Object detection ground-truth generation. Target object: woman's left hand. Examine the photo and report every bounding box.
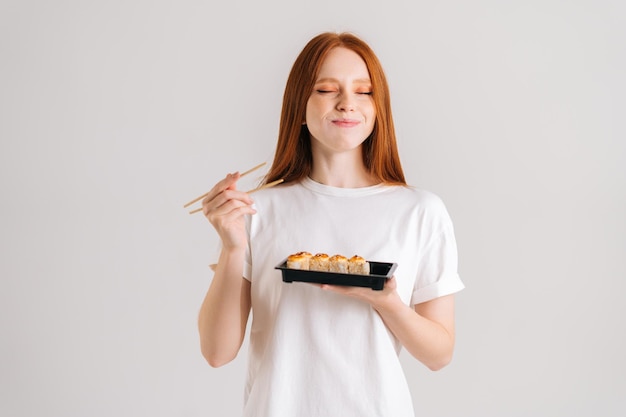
[319,276,402,311]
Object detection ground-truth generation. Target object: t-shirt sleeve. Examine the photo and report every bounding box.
[410,210,464,306]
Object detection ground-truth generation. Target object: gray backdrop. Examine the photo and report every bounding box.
[1,1,624,416]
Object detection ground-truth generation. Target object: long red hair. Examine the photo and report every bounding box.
[264,32,406,185]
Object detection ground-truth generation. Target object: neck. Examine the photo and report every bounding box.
[309,150,378,188]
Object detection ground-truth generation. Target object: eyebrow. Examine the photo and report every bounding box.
[315,77,372,85]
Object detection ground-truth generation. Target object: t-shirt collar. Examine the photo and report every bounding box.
[301,176,389,197]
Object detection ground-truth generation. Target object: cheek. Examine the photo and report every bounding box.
[305,98,318,122]
[365,105,376,126]
[361,98,374,116]
[368,101,376,117]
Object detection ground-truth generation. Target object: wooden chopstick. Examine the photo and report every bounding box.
[240,162,268,177]
[247,178,284,194]
[183,162,267,208]
[188,178,284,214]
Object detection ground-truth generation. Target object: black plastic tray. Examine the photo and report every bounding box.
[275,259,397,290]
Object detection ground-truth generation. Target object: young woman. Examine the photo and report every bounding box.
[197,32,464,417]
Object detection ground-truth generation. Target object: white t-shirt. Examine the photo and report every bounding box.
[241,177,464,417]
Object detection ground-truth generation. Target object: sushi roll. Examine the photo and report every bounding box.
[329,254,349,273]
[348,255,370,275]
[309,253,330,271]
[286,251,312,270]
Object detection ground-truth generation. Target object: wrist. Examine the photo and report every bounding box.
[221,242,247,252]
[372,291,404,315]
[217,245,247,267]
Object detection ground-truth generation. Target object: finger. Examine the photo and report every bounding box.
[203,188,254,215]
[205,196,252,220]
[201,172,242,204]
[385,276,398,291]
[207,203,257,227]
[320,283,359,296]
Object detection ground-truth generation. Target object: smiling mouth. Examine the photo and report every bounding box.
[332,119,360,127]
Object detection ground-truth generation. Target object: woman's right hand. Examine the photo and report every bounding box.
[201,172,256,250]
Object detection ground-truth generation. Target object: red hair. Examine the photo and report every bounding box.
[264,32,406,185]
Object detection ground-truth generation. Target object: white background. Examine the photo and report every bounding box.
[1,1,625,416]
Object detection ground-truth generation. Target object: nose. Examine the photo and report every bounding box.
[336,94,355,112]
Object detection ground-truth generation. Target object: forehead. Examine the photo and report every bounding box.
[316,47,370,81]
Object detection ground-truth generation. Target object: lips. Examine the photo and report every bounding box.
[332,118,360,127]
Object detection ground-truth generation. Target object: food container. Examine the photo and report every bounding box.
[275,259,397,290]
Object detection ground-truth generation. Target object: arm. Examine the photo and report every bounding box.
[196,173,255,367]
[198,250,251,367]
[321,278,456,371]
[376,285,455,371]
